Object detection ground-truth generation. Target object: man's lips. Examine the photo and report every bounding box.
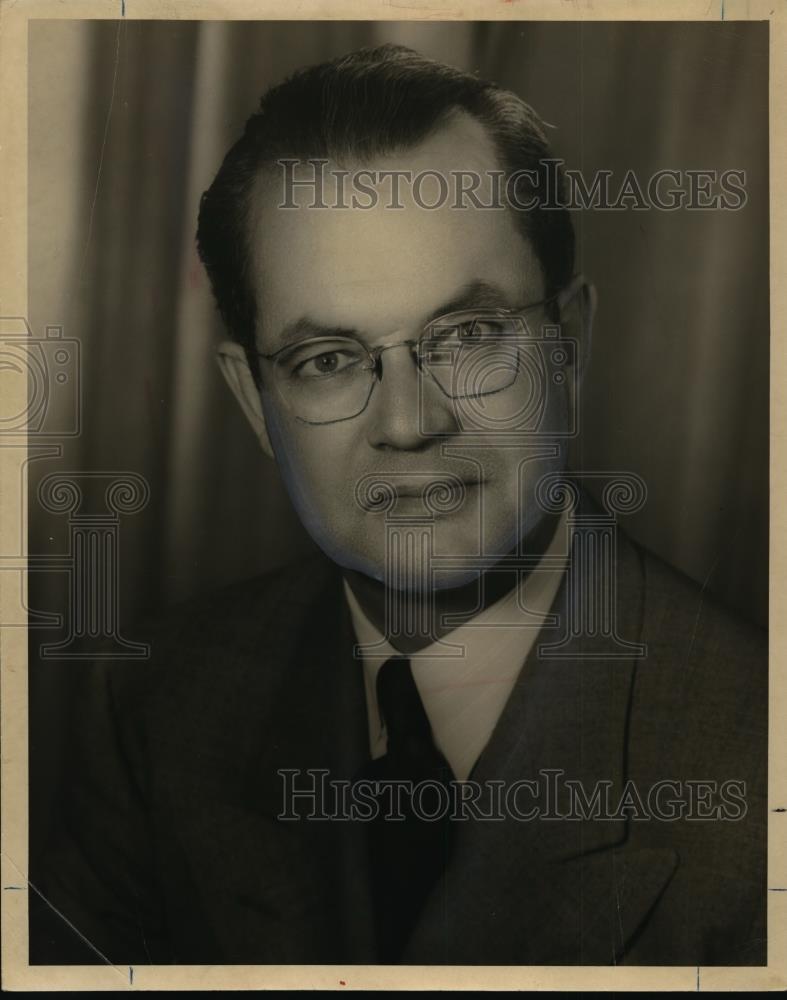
[391,479,481,499]
[353,472,485,513]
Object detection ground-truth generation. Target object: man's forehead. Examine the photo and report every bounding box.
[246,113,543,346]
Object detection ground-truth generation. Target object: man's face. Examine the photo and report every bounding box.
[236,114,577,589]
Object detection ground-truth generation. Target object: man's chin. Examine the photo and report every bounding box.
[327,540,513,593]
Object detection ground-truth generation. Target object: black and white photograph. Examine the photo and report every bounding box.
[1,5,782,991]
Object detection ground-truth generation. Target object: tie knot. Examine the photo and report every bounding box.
[376,656,435,756]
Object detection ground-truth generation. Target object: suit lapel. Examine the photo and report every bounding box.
[405,519,679,964]
[201,559,378,963]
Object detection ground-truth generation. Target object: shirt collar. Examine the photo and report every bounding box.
[344,512,571,779]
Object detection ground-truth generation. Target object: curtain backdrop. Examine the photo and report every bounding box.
[28,19,768,846]
[29,19,768,629]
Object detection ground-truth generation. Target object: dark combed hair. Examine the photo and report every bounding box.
[196,44,575,380]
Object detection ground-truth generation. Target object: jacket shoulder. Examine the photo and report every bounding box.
[105,552,342,712]
[636,538,767,692]
[131,552,338,648]
[626,534,767,780]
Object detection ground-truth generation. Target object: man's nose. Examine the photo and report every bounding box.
[364,343,458,449]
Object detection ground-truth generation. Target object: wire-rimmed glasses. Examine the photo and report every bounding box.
[256,293,560,426]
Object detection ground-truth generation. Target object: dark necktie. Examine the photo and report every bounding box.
[358,655,456,963]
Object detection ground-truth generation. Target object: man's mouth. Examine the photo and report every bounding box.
[392,477,479,514]
[393,479,481,500]
[354,472,483,513]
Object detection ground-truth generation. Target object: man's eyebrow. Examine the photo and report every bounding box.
[271,280,515,351]
[426,280,514,322]
[273,317,360,351]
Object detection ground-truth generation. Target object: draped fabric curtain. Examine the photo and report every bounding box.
[29,19,768,628]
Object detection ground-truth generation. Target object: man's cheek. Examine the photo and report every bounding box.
[286,453,360,536]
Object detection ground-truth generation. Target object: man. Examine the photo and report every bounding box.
[30,44,766,966]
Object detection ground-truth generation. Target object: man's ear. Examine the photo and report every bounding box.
[215,340,276,461]
[556,273,596,385]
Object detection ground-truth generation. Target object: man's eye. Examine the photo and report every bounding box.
[460,319,512,339]
[432,316,515,341]
[292,350,360,378]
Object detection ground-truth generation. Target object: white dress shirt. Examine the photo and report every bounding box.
[344,514,570,782]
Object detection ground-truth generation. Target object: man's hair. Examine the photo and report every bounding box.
[196,44,575,382]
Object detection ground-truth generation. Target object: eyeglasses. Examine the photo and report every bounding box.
[256,294,560,426]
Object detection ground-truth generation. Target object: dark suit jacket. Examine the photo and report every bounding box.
[29,521,767,966]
